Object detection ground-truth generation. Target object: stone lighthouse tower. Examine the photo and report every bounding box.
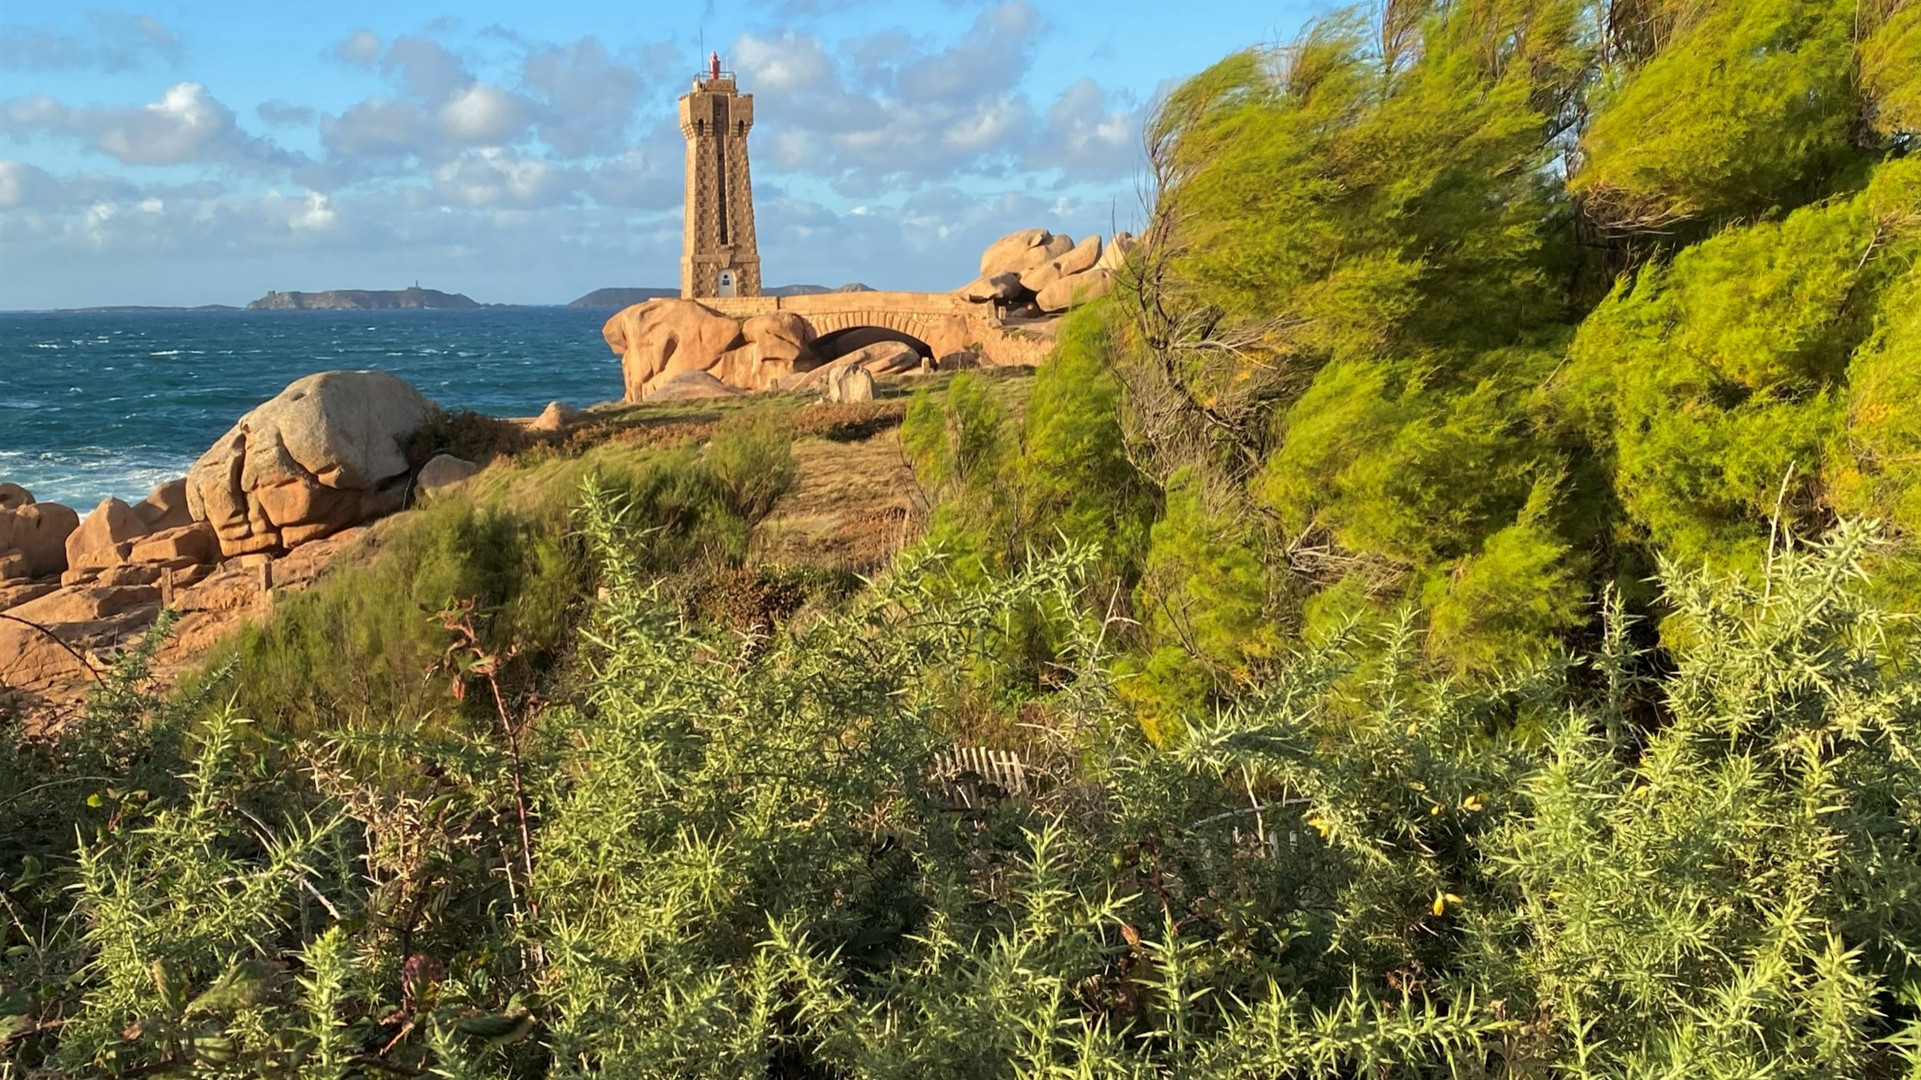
[679,52,761,299]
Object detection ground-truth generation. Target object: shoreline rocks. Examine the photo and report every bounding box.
[186,370,432,557]
[604,300,823,402]
[0,495,79,582]
[959,229,1134,315]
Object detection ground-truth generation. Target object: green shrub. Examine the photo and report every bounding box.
[1574,0,1866,232]
[203,429,798,740]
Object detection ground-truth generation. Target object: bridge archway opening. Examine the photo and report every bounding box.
[812,325,934,362]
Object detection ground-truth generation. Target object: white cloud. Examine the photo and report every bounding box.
[440,84,531,145]
[333,29,382,67]
[734,32,835,94]
[379,35,472,101]
[0,160,50,208]
[1028,78,1141,179]
[432,150,565,209]
[319,98,428,158]
[0,82,293,169]
[0,12,181,72]
[724,2,1134,191]
[521,37,645,157]
[290,191,336,231]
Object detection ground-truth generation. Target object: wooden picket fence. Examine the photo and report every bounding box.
[926,746,1036,810]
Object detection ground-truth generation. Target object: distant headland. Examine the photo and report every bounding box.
[246,286,481,311]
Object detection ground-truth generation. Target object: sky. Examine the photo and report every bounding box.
[0,0,1322,309]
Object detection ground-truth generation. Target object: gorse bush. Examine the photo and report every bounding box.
[10,477,1921,1075]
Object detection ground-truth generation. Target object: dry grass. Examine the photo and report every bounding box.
[753,431,923,572]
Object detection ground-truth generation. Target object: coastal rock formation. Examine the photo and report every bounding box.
[1021,235,1102,294]
[956,271,1024,303]
[840,341,922,376]
[531,401,580,433]
[129,522,219,565]
[134,478,194,531]
[647,370,743,401]
[1096,231,1137,271]
[777,341,924,393]
[979,229,1053,277]
[1037,268,1115,313]
[604,300,823,402]
[957,230,1131,316]
[186,371,432,556]
[416,454,480,496]
[0,495,79,581]
[826,365,877,404]
[740,312,816,366]
[0,583,161,693]
[605,300,749,401]
[66,498,153,573]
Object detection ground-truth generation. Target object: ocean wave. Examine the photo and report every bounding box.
[0,446,198,507]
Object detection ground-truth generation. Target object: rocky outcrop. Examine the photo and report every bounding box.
[185,371,432,557]
[1037,268,1115,313]
[530,401,580,433]
[133,478,194,531]
[979,229,1053,277]
[0,493,79,581]
[128,523,219,565]
[1096,231,1137,271]
[647,370,745,401]
[603,300,827,401]
[956,271,1024,303]
[740,312,816,367]
[841,341,922,376]
[66,498,152,574]
[605,300,756,402]
[1021,235,1102,294]
[958,230,1131,315]
[826,365,876,404]
[416,454,479,497]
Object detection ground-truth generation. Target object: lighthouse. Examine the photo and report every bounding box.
[678,52,761,299]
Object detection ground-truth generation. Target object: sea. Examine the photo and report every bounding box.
[0,308,625,509]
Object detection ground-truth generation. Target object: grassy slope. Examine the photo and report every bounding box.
[188,372,1036,739]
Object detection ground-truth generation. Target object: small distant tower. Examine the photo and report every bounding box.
[679,52,761,299]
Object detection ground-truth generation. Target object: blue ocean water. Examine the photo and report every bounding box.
[0,308,625,508]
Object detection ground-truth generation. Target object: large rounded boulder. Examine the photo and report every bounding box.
[603,299,746,402]
[186,371,432,556]
[0,490,79,581]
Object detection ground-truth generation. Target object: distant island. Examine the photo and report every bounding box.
[566,283,877,308]
[247,286,481,311]
[567,288,681,309]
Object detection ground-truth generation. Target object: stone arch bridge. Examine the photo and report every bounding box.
[702,291,1045,366]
